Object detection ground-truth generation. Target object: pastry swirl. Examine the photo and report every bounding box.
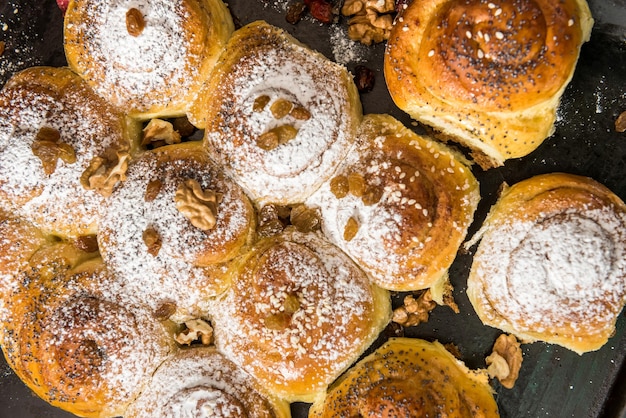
[309,338,499,417]
[126,347,291,418]
[192,21,362,206]
[64,0,234,118]
[467,173,626,354]
[0,66,131,237]
[98,142,255,321]
[211,228,390,402]
[307,114,480,291]
[384,0,593,167]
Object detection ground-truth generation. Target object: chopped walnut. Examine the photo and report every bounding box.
[31,127,76,175]
[342,0,395,45]
[126,8,145,37]
[142,118,181,146]
[175,179,222,231]
[486,334,523,389]
[175,318,214,346]
[392,291,437,327]
[616,111,626,133]
[81,151,130,197]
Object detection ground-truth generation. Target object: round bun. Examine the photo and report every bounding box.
[0,66,131,237]
[211,228,390,402]
[64,0,234,118]
[384,0,593,168]
[126,346,291,418]
[309,337,499,417]
[467,173,626,354]
[98,142,256,321]
[192,21,362,206]
[307,113,480,291]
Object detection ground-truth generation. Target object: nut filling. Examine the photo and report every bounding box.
[80,150,130,197]
[174,179,222,231]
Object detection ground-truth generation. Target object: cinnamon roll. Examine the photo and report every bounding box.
[64,0,234,118]
[126,346,291,418]
[307,114,480,291]
[211,228,391,402]
[0,66,131,237]
[191,21,362,206]
[385,0,594,168]
[98,142,256,321]
[467,173,626,354]
[1,255,173,418]
[309,338,499,417]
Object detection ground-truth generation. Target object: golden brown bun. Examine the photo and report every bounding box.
[2,253,174,418]
[64,0,234,119]
[384,0,593,168]
[467,173,626,354]
[309,338,499,417]
[307,114,480,291]
[126,346,291,418]
[211,228,391,402]
[98,142,256,321]
[191,21,362,206]
[0,66,131,237]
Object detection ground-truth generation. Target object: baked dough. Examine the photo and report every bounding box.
[211,228,390,402]
[309,338,499,417]
[384,0,593,168]
[191,21,362,206]
[467,173,626,354]
[64,0,234,119]
[307,114,480,291]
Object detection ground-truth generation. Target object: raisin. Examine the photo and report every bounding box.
[354,65,376,93]
[126,8,145,37]
[330,175,349,198]
[290,204,321,232]
[72,235,99,253]
[306,0,334,24]
[344,216,359,241]
[616,111,626,133]
[286,1,307,25]
[144,179,163,202]
[348,172,366,197]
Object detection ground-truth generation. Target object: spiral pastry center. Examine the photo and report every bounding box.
[164,387,247,418]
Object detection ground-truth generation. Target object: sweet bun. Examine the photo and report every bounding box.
[98,142,256,321]
[126,346,291,418]
[309,337,499,417]
[467,173,626,354]
[1,253,173,418]
[211,228,390,402]
[384,0,593,168]
[0,66,131,237]
[191,21,362,206]
[307,113,480,291]
[64,0,234,119]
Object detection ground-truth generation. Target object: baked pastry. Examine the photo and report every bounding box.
[64,0,234,119]
[307,113,480,291]
[384,0,594,168]
[211,228,391,402]
[467,173,626,354]
[191,21,362,206]
[126,346,291,418]
[1,253,174,418]
[0,66,131,237]
[309,337,499,417]
[98,142,256,321]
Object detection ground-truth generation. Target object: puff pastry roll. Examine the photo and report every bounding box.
[309,338,499,417]
[98,142,255,321]
[307,114,480,291]
[0,66,131,237]
[64,0,234,118]
[126,346,291,418]
[385,0,593,168]
[191,21,362,206]
[211,228,390,402]
[467,173,626,354]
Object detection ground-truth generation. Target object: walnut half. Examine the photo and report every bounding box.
[486,334,523,389]
[80,150,130,197]
[392,290,437,327]
[175,318,214,346]
[174,179,222,231]
[342,0,395,45]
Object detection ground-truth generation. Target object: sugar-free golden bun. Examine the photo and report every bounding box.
[1,249,174,418]
[64,0,234,119]
[98,141,256,321]
[309,338,499,417]
[190,21,362,206]
[0,66,131,237]
[211,228,391,403]
[384,0,593,168]
[307,113,480,291]
[126,346,291,418]
[467,173,626,354]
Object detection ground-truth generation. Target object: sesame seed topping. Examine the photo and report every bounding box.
[495,31,504,40]
[488,2,496,8]
[495,8,502,16]
[428,49,435,57]
[466,31,472,39]
[477,49,485,59]
[568,19,575,26]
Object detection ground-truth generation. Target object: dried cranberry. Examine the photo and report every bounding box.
[286,1,307,25]
[353,65,376,93]
[305,0,334,24]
